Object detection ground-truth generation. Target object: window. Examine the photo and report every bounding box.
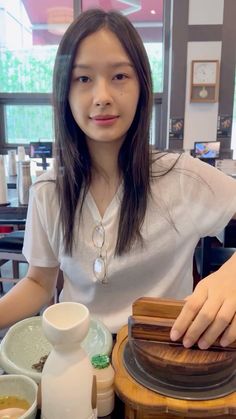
[0,0,73,146]
[0,0,169,149]
[5,105,53,143]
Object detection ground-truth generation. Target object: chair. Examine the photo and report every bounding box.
[194,236,235,280]
[0,230,26,294]
[0,230,64,304]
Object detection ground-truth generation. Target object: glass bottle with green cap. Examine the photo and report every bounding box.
[91,354,115,417]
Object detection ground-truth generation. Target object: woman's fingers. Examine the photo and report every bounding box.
[171,275,236,349]
[197,299,236,349]
[220,314,236,348]
[170,284,208,344]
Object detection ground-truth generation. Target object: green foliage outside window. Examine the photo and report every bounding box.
[6,105,53,143]
[0,47,57,93]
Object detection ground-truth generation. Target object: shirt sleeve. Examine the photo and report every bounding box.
[179,154,236,238]
[22,183,60,267]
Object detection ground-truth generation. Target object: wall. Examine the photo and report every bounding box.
[169,0,236,156]
[188,0,224,25]
[184,42,221,150]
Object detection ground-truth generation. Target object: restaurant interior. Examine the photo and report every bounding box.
[0,0,236,418]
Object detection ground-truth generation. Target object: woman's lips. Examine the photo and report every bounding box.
[90,116,119,126]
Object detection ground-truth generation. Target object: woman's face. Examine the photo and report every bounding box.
[68,28,140,147]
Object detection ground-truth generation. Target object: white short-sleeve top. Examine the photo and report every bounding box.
[23,153,236,332]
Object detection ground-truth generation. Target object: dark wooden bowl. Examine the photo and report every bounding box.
[130,338,236,388]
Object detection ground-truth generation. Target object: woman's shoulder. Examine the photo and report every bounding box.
[151,150,184,174]
[31,169,56,200]
[151,151,212,175]
[34,168,56,182]
[33,168,56,187]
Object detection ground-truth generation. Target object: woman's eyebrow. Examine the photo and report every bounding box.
[72,61,134,69]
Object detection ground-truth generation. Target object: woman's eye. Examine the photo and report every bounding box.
[77,76,90,83]
[114,73,127,81]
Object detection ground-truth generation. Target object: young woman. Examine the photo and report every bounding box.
[1,9,236,351]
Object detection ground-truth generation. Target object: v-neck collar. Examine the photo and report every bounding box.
[86,182,123,223]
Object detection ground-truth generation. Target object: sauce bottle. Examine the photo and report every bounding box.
[91,354,115,417]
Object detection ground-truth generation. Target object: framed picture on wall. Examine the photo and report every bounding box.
[217,115,232,138]
[190,60,220,103]
[169,118,184,140]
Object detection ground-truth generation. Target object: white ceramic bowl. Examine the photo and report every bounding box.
[0,374,38,419]
[0,316,113,383]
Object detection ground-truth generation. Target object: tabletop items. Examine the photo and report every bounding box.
[0,311,114,418]
[41,302,97,419]
[7,150,17,176]
[127,297,236,398]
[0,316,112,384]
[91,354,115,417]
[1,148,32,206]
[17,146,26,162]
[0,156,8,205]
[17,161,32,206]
[111,297,236,419]
[113,325,236,418]
[0,374,38,419]
[8,147,26,176]
[130,297,236,350]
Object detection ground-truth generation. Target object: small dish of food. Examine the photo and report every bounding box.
[0,374,38,418]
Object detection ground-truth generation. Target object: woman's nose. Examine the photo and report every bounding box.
[93,79,112,107]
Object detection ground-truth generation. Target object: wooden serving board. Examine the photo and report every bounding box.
[112,326,236,418]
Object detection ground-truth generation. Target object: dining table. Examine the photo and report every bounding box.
[0,188,27,227]
[35,397,125,418]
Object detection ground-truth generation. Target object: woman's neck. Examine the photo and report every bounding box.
[87,138,122,182]
[86,139,123,217]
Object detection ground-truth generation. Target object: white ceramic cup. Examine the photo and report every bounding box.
[0,374,38,419]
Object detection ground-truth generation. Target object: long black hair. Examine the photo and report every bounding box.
[53,8,153,255]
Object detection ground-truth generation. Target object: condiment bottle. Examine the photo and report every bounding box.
[91,354,115,417]
[17,145,26,161]
[0,155,7,205]
[17,160,32,205]
[8,149,17,176]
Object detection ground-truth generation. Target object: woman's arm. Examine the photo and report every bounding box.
[171,251,236,349]
[0,265,59,329]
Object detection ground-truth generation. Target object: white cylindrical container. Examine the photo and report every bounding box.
[17,161,32,205]
[8,149,17,176]
[0,155,8,204]
[41,302,97,419]
[17,145,26,161]
[91,354,115,417]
